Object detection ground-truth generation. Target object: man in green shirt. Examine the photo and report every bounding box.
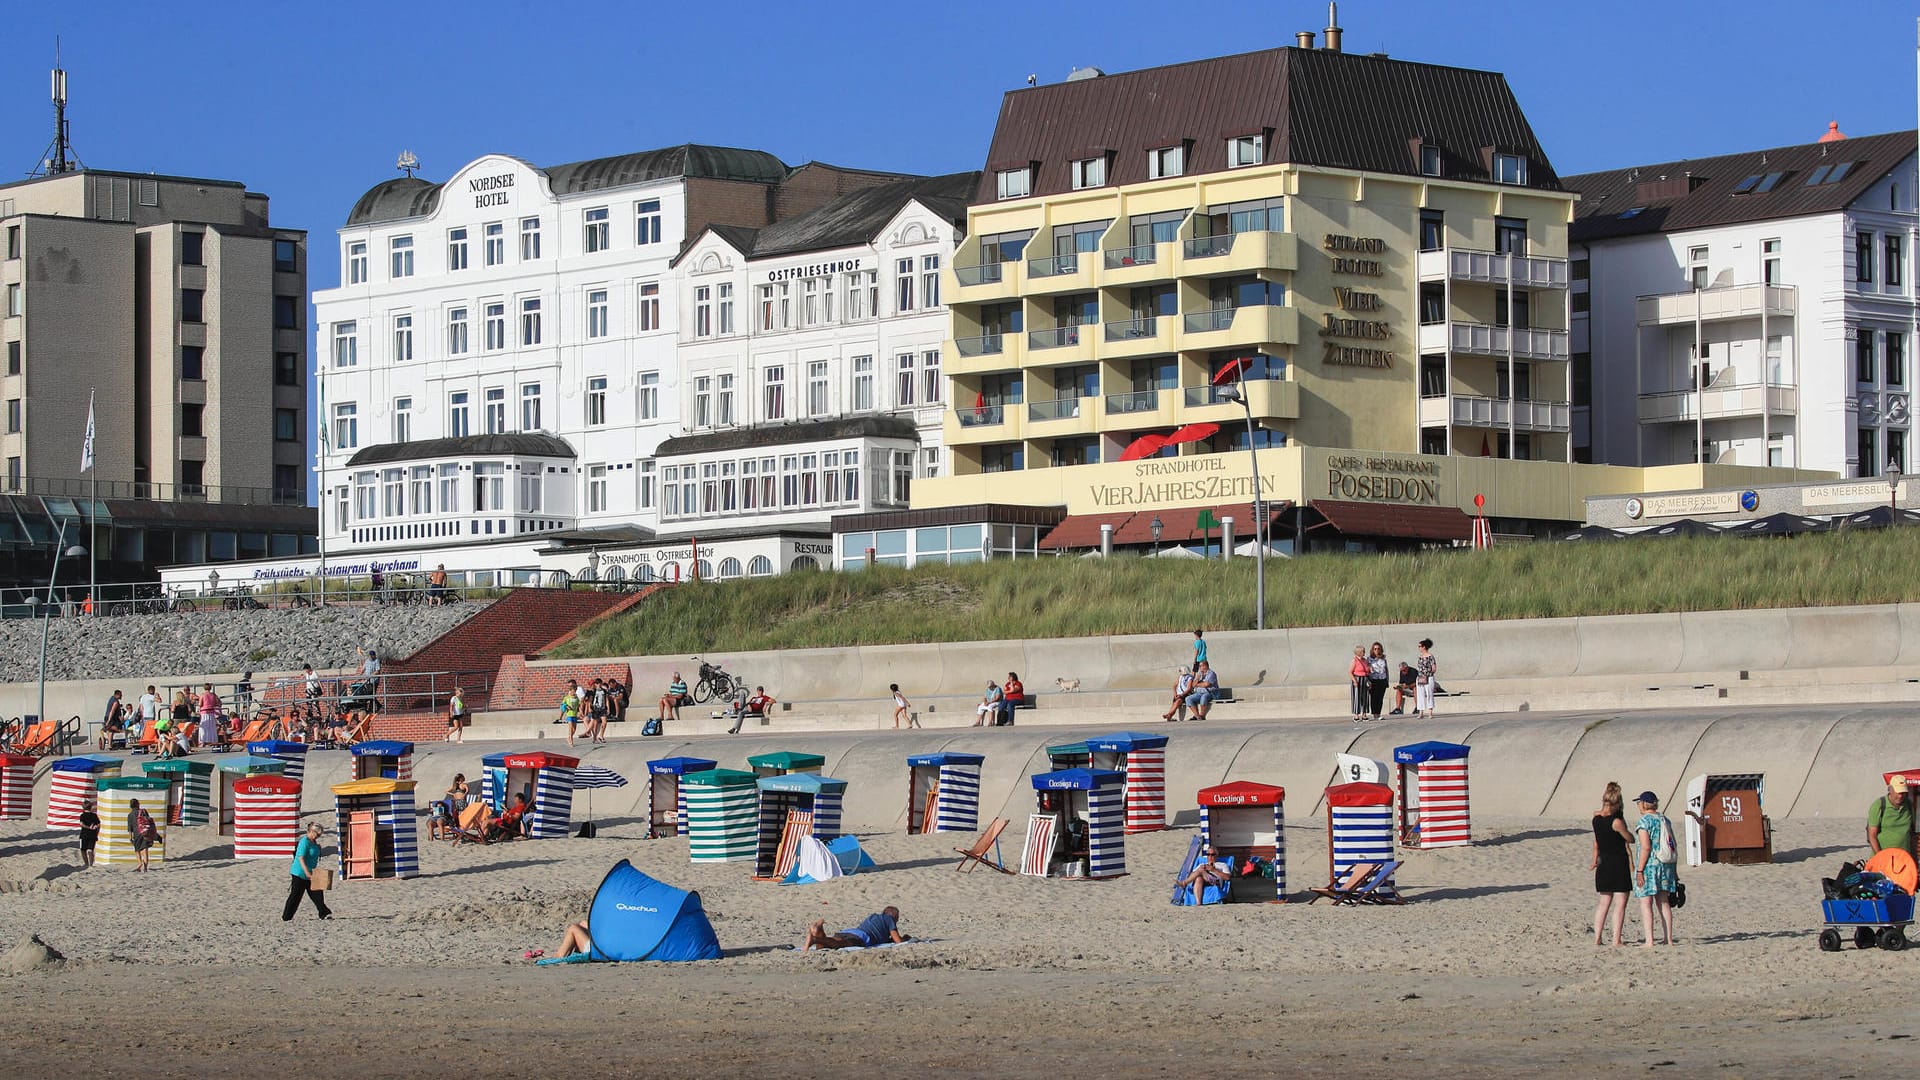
[1869,775,1914,855]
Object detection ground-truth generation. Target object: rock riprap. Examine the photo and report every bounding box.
[0,602,482,683]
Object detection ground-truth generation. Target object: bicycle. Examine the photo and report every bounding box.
[138,584,195,614]
[689,656,738,704]
[222,586,265,612]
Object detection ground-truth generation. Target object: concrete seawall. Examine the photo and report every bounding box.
[15,705,1902,837]
[562,602,1920,704]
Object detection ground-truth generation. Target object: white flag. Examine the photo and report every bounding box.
[79,390,96,473]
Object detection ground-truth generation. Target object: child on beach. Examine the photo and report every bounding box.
[77,799,100,868]
[890,685,918,730]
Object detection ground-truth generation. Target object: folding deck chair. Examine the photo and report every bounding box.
[1170,835,1233,906]
[341,711,376,746]
[758,809,815,882]
[1019,813,1056,877]
[450,802,493,845]
[1307,862,1382,905]
[1349,859,1405,905]
[952,817,1012,874]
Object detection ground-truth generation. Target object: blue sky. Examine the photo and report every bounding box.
[2,0,1917,291]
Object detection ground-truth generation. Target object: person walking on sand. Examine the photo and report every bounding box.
[78,798,100,868]
[803,906,908,950]
[1414,638,1439,720]
[283,821,333,921]
[891,684,917,729]
[1631,790,1678,947]
[559,680,582,747]
[1869,775,1915,856]
[446,687,468,744]
[128,798,157,872]
[1590,782,1636,946]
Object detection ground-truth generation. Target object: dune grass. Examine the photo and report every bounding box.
[552,526,1920,657]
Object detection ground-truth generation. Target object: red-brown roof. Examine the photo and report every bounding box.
[1037,511,1136,551]
[1311,499,1471,541]
[1039,501,1290,550]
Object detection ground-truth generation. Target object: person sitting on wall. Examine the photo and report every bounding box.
[973,682,1001,727]
[727,686,776,736]
[998,672,1025,726]
[656,672,690,724]
[1184,661,1220,721]
[1161,666,1194,723]
[1391,662,1418,715]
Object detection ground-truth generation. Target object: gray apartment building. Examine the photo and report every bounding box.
[0,169,316,598]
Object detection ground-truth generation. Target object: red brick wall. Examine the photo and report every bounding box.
[685,177,776,235]
[773,163,904,219]
[487,657,635,712]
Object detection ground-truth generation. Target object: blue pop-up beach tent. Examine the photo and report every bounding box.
[584,860,723,962]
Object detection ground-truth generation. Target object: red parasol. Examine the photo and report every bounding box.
[1166,422,1220,446]
[1211,357,1255,385]
[1119,433,1171,461]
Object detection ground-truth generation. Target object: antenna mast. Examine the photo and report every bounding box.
[34,40,81,177]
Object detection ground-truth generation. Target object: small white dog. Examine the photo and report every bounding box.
[1054,676,1081,693]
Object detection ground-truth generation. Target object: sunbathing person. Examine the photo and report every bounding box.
[803,906,908,950]
[1178,847,1235,904]
[528,919,593,961]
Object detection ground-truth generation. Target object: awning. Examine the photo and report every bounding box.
[1310,499,1471,542]
[1037,512,1136,551]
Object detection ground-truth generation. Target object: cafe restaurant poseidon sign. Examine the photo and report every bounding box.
[1321,234,1395,370]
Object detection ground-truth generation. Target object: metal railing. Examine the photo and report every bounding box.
[1027,325,1086,350]
[953,333,1006,357]
[1105,244,1158,269]
[1027,252,1086,278]
[0,474,305,506]
[954,263,1006,287]
[957,404,1008,427]
[1183,235,1237,259]
[0,573,562,620]
[1104,317,1159,342]
[1105,388,1162,413]
[1184,308,1239,333]
[1027,397,1084,422]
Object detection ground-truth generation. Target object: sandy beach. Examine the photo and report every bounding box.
[1,793,1910,1077]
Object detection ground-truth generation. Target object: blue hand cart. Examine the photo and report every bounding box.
[1819,893,1913,951]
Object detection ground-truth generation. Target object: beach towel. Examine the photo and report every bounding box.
[782,836,844,885]
[535,953,593,966]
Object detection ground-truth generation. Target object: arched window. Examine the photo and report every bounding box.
[603,564,627,583]
[718,557,743,580]
[633,563,655,583]
[694,559,713,581]
[748,555,774,577]
[545,570,571,588]
[666,562,682,583]
[788,555,820,572]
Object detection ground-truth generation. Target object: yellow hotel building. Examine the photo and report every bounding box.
[834,34,1821,566]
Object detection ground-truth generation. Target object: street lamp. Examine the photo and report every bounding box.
[586,547,602,584]
[1217,376,1267,631]
[1150,515,1163,555]
[37,519,87,730]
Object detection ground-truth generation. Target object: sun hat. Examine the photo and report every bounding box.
[1894,775,1911,792]
[1634,790,1659,806]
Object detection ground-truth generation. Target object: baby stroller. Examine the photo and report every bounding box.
[339,678,379,713]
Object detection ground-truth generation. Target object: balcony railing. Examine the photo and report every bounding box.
[954,333,1005,357]
[1183,308,1239,333]
[1449,394,1572,433]
[0,474,307,507]
[1448,321,1570,362]
[1104,317,1160,342]
[1027,397,1085,422]
[1636,283,1798,326]
[1637,382,1799,423]
[1418,247,1570,289]
[1028,253,1086,278]
[1104,389,1163,414]
[954,263,1006,287]
[1105,244,1158,269]
[1183,235,1237,260]
[1028,325,1087,350]
[956,404,1008,427]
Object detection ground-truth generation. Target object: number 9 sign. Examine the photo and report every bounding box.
[1335,753,1386,786]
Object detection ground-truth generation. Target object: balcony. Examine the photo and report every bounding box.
[946,332,1023,375]
[1026,396,1097,436]
[1102,315,1175,359]
[1181,304,1299,348]
[1421,394,1571,433]
[948,400,1023,445]
[1024,251,1097,294]
[1637,382,1799,423]
[1028,324,1090,351]
[952,260,1020,301]
[1426,319,1570,362]
[1416,247,1569,289]
[954,333,1005,358]
[1176,230,1297,276]
[1637,284,1796,326]
[1179,378,1300,422]
[957,404,1008,427]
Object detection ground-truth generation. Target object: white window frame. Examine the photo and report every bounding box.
[717,282,734,334]
[332,402,358,450]
[520,383,542,432]
[635,199,662,246]
[520,295,542,345]
[586,375,608,427]
[896,258,915,314]
[484,302,506,351]
[807,360,830,417]
[1493,153,1528,185]
[483,222,504,266]
[1419,144,1442,177]
[693,375,713,428]
[584,206,610,253]
[694,285,712,337]
[391,396,412,443]
[347,240,368,284]
[996,167,1031,200]
[717,373,735,425]
[922,254,941,309]
[922,349,943,405]
[484,386,507,434]
[587,463,609,513]
[896,353,916,407]
[447,227,469,271]
[639,282,661,332]
[763,365,786,421]
[1227,135,1263,168]
[851,354,874,412]
[392,312,413,363]
[447,391,471,438]
[447,306,469,356]
[332,321,358,368]
[587,288,610,339]
[389,235,414,278]
[1070,156,1106,189]
[639,371,660,420]
[1148,145,1185,179]
[519,216,541,260]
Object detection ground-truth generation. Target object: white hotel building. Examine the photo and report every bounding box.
[1569,126,1920,477]
[303,145,973,586]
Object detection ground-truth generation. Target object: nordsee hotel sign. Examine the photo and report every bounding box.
[470,173,515,208]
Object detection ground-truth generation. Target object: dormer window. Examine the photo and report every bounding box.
[1228,134,1264,168]
[1419,144,1442,177]
[1148,144,1186,179]
[996,167,1032,200]
[1070,156,1107,190]
[1493,153,1527,185]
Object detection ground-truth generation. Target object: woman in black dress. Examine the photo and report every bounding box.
[1590,781,1636,945]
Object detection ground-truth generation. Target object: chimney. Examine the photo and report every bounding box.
[1324,2,1343,52]
[1296,30,1316,48]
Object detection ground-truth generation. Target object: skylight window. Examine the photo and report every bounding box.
[1618,206,1646,219]
[1753,172,1787,193]
[1732,175,1762,195]
[1805,162,1854,187]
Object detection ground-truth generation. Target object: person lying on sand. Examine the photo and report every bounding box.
[803,906,908,950]
[526,920,593,961]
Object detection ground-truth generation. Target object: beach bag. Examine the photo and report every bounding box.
[575,821,597,839]
[1653,815,1677,864]
[308,868,334,892]
[641,718,663,737]
[1671,881,1687,909]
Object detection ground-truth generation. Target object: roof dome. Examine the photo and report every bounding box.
[1818,120,1847,143]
